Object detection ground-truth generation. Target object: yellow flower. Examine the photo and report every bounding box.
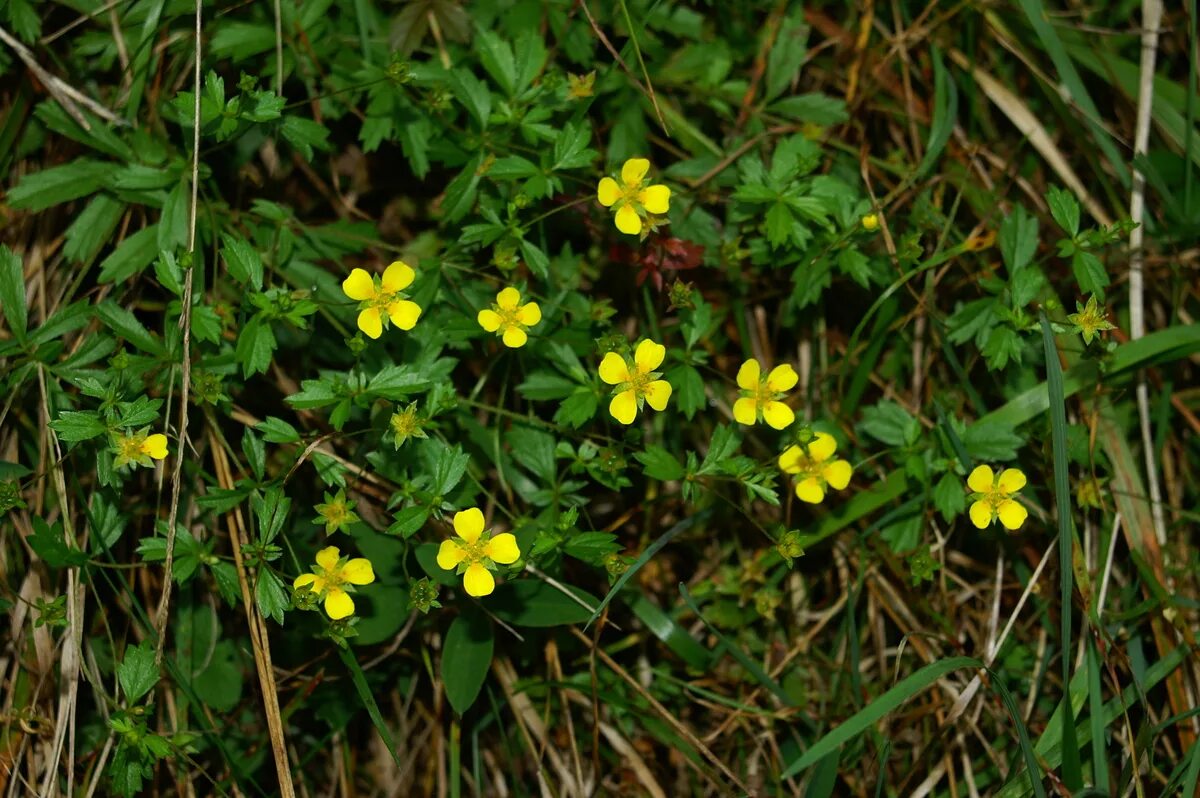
[477,287,541,348]
[293,545,376,620]
[862,213,880,231]
[733,359,797,430]
[597,158,671,236]
[778,433,853,504]
[113,430,169,468]
[966,465,1028,531]
[598,339,672,425]
[567,71,596,99]
[436,507,521,598]
[341,261,422,339]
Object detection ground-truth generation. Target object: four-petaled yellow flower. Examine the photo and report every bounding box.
[436,507,521,597]
[294,545,376,620]
[966,465,1028,531]
[733,359,797,430]
[477,287,541,348]
[342,261,423,339]
[598,340,673,425]
[113,430,169,468]
[778,433,853,504]
[597,158,671,236]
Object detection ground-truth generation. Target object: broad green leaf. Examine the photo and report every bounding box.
[441,609,493,714]
[488,580,599,627]
[0,245,27,341]
[118,641,159,703]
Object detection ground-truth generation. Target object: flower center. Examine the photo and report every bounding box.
[619,180,643,205]
[626,365,654,396]
[752,380,774,406]
[119,436,144,459]
[495,306,521,330]
[459,534,492,565]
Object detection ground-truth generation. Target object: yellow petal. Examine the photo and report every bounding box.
[733,397,758,426]
[463,563,496,597]
[997,499,1028,531]
[823,459,853,490]
[777,445,804,474]
[341,558,375,585]
[598,352,631,385]
[381,260,415,293]
[634,339,666,373]
[736,359,761,390]
[765,364,799,393]
[968,500,993,529]
[478,308,503,332]
[293,572,318,591]
[807,432,837,462]
[484,532,520,564]
[621,158,650,187]
[501,325,528,348]
[609,389,638,425]
[597,176,621,207]
[997,468,1027,494]
[342,268,376,301]
[324,588,354,620]
[496,287,521,310]
[795,477,825,504]
[967,465,995,494]
[762,401,795,431]
[316,546,341,572]
[638,184,670,214]
[386,299,422,330]
[141,433,169,460]
[516,302,541,326]
[642,380,672,411]
[614,204,642,235]
[453,507,485,544]
[357,307,383,339]
[437,539,466,570]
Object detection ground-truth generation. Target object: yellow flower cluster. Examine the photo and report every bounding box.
[966,465,1028,531]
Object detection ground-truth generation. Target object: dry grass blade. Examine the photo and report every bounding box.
[947,49,1113,226]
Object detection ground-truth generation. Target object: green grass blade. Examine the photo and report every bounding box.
[585,508,713,627]
[338,646,403,768]
[1015,0,1129,185]
[1039,312,1082,789]
[916,46,958,178]
[780,656,979,779]
[1086,640,1108,792]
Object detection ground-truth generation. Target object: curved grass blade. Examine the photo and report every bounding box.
[680,584,793,707]
[584,508,712,628]
[338,646,403,768]
[1040,312,1082,789]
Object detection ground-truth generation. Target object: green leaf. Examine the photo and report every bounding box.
[769,93,848,126]
[983,326,1023,371]
[442,156,482,223]
[1071,251,1108,298]
[0,245,27,341]
[281,116,331,161]
[98,225,160,284]
[441,609,493,714]
[367,364,430,397]
[95,299,164,356]
[507,426,556,482]
[1046,186,1080,236]
[254,568,289,625]
[962,421,1024,461]
[221,233,264,290]
[488,156,540,180]
[932,472,966,523]
[634,445,685,481]
[859,401,917,447]
[916,47,957,178]
[426,440,470,496]
[764,202,794,248]
[256,416,300,444]
[998,205,1039,274]
[235,314,276,376]
[7,158,114,211]
[387,505,430,538]
[764,11,808,101]
[64,194,124,264]
[488,580,599,627]
[29,517,89,567]
[157,181,188,252]
[476,29,517,95]
[448,69,491,129]
[667,364,705,419]
[117,641,159,703]
[50,410,108,442]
